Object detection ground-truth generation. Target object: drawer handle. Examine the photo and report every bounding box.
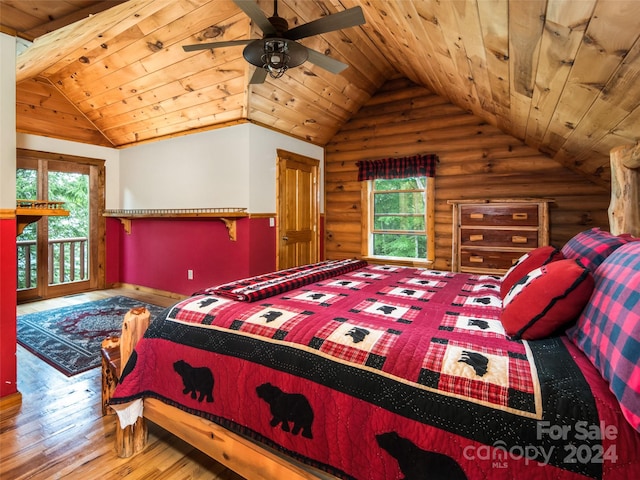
[511,235,528,244]
[470,256,484,263]
[470,213,484,220]
[469,234,484,242]
[512,213,528,220]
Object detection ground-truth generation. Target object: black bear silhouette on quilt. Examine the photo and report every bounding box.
[458,350,489,377]
[256,382,314,439]
[173,359,214,402]
[376,431,467,480]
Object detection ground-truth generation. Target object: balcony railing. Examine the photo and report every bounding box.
[17,237,88,289]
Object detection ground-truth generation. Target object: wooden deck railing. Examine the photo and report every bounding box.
[17,237,88,289]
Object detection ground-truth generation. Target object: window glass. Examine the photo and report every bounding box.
[369,177,428,260]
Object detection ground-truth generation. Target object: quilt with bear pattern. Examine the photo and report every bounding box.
[110,263,640,480]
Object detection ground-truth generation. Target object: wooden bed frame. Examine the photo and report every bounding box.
[113,145,640,480]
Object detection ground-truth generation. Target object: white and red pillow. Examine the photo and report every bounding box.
[501,259,594,340]
[500,246,564,299]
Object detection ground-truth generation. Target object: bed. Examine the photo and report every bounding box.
[110,228,640,480]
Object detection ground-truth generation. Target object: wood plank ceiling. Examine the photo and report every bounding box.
[3,0,640,188]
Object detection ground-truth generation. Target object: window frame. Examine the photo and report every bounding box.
[361,176,436,266]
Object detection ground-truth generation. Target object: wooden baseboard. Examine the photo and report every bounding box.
[114,283,186,301]
[0,391,23,411]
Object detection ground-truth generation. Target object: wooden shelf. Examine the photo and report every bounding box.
[16,199,69,235]
[103,208,248,240]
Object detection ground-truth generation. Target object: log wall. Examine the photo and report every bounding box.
[324,77,610,271]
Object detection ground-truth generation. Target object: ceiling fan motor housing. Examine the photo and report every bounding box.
[268,15,289,35]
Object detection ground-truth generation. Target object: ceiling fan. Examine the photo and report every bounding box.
[182,0,365,84]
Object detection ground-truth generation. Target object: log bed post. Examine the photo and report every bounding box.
[609,144,640,237]
[114,307,150,458]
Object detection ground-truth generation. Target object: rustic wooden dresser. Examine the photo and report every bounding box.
[449,198,551,275]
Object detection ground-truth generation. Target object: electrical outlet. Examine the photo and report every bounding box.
[187,269,193,280]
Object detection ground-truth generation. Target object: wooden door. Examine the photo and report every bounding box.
[16,150,105,303]
[276,150,319,269]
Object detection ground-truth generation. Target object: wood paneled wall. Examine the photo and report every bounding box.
[324,77,610,271]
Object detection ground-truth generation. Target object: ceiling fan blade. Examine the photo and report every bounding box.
[233,0,276,35]
[183,39,252,52]
[305,48,348,74]
[285,6,365,41]
[249,67,268,84]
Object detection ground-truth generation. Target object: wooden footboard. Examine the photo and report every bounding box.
[143,398,333,480]
[116,307,336,480]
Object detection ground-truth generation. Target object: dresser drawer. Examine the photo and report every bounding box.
[460,228,539,248]
[460,204,539,227]
[460,249,522,271]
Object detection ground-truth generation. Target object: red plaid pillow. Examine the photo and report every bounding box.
[561,228,637,272]
[501,259,594,340]
[568,241,640,432]
[500,246,564,298]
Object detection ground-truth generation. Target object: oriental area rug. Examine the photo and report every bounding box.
[17,296,166,376]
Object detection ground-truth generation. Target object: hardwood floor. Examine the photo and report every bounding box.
[1,288,246,480]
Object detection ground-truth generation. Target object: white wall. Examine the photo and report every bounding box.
[248,125,324,212]
[119,123,324,213]
[0,32,17,209]
[118,124,250,210]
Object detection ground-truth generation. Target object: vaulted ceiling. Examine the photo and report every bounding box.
[3,0,640,189]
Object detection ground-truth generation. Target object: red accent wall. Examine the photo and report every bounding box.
[105,217,121,285]
[107,217,277,296]
[0,218,17,397]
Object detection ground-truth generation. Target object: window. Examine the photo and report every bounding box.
[358,154,437,264]
[362,176,435,263]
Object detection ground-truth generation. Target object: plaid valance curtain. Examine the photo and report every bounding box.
[356,154,438,181]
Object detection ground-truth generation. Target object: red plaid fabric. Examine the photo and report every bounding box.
[440,311,505,338]
[568,241,640,431]
[170,266,538,417]
[561,227,637,272]
[312,319,400,366]
[200,258,367,302]
[357,154,438,181]
[421,338,535,410]
[233,304,312,338]
[168,294,235,324]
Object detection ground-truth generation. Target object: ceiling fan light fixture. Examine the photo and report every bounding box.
[262,39,290,78]
[243,38,308,80]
